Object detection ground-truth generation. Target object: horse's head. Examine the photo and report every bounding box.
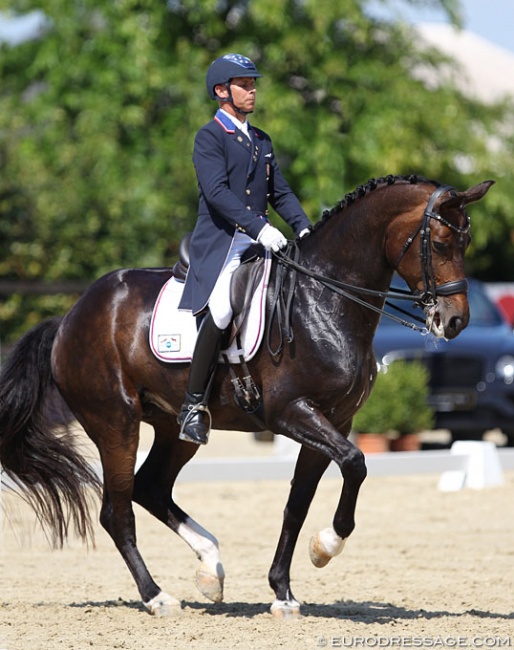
[387,180,494,339]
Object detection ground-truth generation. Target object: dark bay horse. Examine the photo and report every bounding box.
[0,175,493,617]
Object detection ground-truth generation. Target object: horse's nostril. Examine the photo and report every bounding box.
[447,316,464,338]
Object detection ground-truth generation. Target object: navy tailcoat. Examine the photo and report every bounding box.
[179,109,310,316]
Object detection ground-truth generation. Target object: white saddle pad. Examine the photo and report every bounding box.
[149,255,272,364]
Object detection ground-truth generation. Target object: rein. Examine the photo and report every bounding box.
[266,185,470,357]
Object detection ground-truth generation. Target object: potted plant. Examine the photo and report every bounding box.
[352,359,435,453]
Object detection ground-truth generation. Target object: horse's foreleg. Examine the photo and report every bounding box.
[133,421,225,603]
[309,448,366,569]
[268,445,330,618]
[269,399,367,617]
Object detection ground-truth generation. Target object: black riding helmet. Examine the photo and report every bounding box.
[206,53,262,101]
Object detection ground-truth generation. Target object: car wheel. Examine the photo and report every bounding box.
[500,430,514,447]
[450,430,484,442]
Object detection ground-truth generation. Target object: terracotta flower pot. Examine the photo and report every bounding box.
[389,433,421,452]
[356,433,390,454]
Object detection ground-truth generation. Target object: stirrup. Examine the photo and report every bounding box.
[178,403,212,444]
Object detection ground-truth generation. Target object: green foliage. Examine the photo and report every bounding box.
[352,360,435,434]
[1,0,514,342]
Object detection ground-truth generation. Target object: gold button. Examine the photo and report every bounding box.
[246,189,251,195]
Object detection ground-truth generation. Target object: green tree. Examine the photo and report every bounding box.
[0,0,513,342]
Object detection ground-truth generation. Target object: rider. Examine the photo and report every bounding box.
[177,53,311,445]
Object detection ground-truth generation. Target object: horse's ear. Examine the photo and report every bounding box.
[440,180,495,210]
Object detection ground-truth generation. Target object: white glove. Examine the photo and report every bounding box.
[298,227,311,239]
[257,223,287,252]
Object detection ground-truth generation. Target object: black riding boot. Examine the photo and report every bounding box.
[178,312,224,445]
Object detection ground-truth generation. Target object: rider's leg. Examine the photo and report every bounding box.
[178,310,225,445]
[178,233,252,445]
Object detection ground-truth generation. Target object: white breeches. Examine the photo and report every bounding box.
[208,231,254,330]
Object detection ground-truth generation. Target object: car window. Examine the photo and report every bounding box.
[379,281,505,328]
[467,286,504,326]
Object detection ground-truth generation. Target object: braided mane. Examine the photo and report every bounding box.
[313,174,440,231]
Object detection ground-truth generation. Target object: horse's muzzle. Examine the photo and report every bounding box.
[425,295,470,339]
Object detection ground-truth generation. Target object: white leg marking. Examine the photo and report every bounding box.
[144,590,181,616]
[178,517,225,602]
[270,591,302,619]
[177,517,223,577]
[309,526,346,568]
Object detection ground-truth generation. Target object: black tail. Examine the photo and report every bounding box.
[0,317,102,547]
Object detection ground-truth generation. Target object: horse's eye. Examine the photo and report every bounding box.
[433,241,449,254]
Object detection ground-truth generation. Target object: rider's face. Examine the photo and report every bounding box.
[215,76,257,116]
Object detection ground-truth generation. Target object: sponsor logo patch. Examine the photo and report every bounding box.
[158,334,181,353]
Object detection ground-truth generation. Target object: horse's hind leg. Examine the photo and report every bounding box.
[78,408,180,616]
[133,413,225,603]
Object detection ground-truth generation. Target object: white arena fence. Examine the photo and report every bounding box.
[1,439,513,499]
[141,437,514,492]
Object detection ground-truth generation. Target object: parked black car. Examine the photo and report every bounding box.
[373,279,514,445]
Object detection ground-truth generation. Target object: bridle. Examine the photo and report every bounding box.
[393,184,470,309]
[268,185,470,355]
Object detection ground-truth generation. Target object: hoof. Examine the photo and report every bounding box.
[144,591,181,617]
[309,534,331,568]
[195,565,224,603]
[270,599,302,619]
[309,527,346,568]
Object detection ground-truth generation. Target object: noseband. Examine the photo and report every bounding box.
[395,184,470,308]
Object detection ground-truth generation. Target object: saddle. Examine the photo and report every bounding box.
[172,233,266,340]
[169,233,266,414]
